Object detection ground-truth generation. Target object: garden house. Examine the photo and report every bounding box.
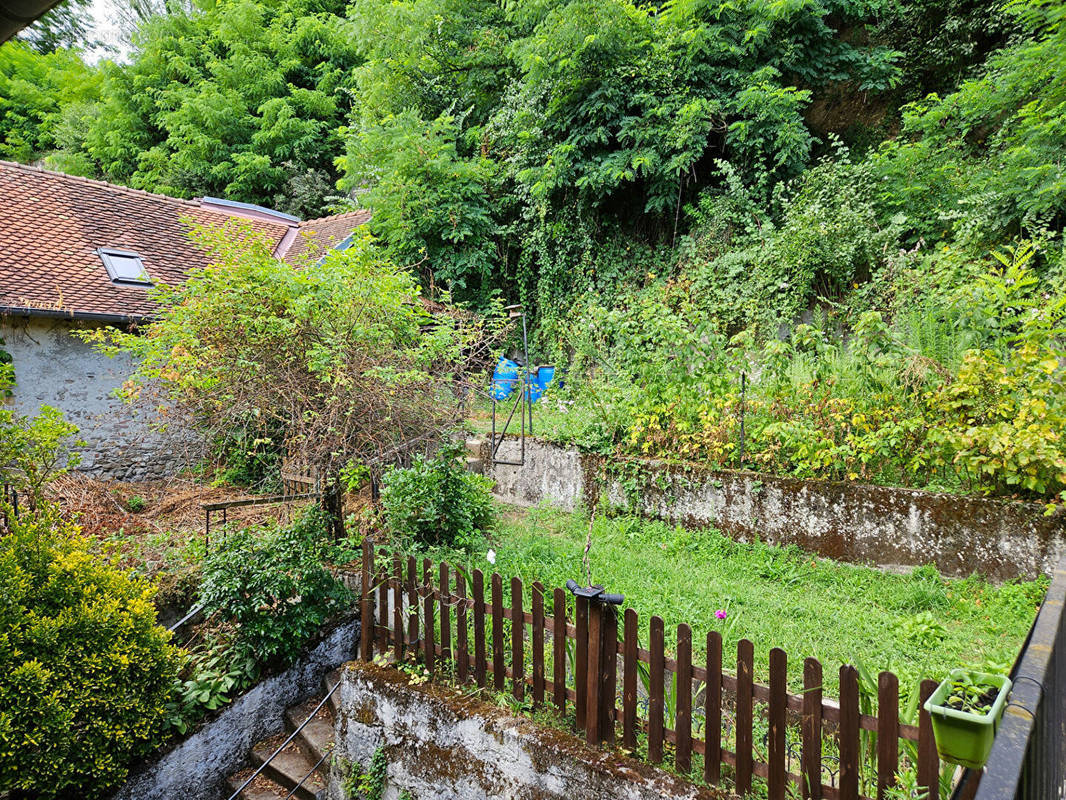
[0,160,369,480]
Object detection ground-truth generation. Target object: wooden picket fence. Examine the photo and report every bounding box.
[358,542,942,800]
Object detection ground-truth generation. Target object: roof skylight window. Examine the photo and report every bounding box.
[98,248,151,285]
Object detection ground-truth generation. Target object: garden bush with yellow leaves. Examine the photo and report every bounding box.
[0,504,180,799]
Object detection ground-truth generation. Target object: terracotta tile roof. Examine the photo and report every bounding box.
[0,161,369,322]
[278,210,373,265]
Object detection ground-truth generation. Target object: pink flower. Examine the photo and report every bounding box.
[715,609,727,620]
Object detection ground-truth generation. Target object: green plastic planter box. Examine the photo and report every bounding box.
[923,669,1013,769]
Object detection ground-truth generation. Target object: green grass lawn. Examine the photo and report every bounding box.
[432,503,1045,697]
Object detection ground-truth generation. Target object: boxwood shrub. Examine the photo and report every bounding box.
[197,507,351,665]
[0,506,180,799]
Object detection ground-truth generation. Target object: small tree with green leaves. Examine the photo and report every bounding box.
[0,351,81,508]
[85,220,500,528]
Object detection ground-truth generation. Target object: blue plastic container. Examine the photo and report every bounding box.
[525,374,544,404]
[537,365,556,390]
[492,358,520,401]
[523,365,556,404]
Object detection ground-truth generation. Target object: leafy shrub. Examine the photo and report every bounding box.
[197,507,351,665]
[0,505,180,799]
[689,150,901,335]
[166,640,258,734]
[927,245,1066,501]
[208,422,284,492]
[0,404,81,507]
[381,443,496,548]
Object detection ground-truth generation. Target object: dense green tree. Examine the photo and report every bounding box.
[340,0,904,307]
[17,0,97,53]
[870,0,1066,248]
[110,0,197,42]
[58,0,360,216]
[869,0,1013,99]
[0,43,100,162]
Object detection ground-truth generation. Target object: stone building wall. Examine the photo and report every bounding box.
[1,316,187,481]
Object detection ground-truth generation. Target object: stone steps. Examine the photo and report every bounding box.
[224,669,342,800]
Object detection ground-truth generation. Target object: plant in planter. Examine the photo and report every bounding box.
[924,669,1012,769]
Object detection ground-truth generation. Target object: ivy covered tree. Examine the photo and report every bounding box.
[339,0,904,307]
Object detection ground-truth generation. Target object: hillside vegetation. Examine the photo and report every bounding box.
[4,0,1066,499]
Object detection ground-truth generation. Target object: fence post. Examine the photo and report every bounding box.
[376,554,389,653]
[422,558,435,675]
[392,553,403,660]
[877,672,900,800]
[736,638,754,795]
[802,657,823,800]
[676,623,693,772]
[512,576,524,702]
[705,630,723,785]
[532,581,545,708]
[623,609,639,750]
[406,556,418,648]
[648,615,666,764]
[918,679,940,800]
[360,540,373,661]
[456,571,469,683]
[602,605,617,746]
[553,588,567,714]
[585,599,603,744]
[839,665,860,800]
[574,599,621,747]
[575,595,589,730]
[473,569,487,688]
[491,573,504,690]
[440,563,452,665]
[768,647,787,800]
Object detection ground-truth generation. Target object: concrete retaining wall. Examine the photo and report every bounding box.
[485,437,1066,581]
[113,616,360,800]
[329,661,718,800]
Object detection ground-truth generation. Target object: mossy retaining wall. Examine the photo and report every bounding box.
[112,615,359,800]
[329,660,720,800]
[484,436,1066,581]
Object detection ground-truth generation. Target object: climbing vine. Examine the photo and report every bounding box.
[342,746,388,800]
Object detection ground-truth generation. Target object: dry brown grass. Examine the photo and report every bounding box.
[47,474,303,574]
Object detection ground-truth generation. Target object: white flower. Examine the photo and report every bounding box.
[487,549,496,565]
